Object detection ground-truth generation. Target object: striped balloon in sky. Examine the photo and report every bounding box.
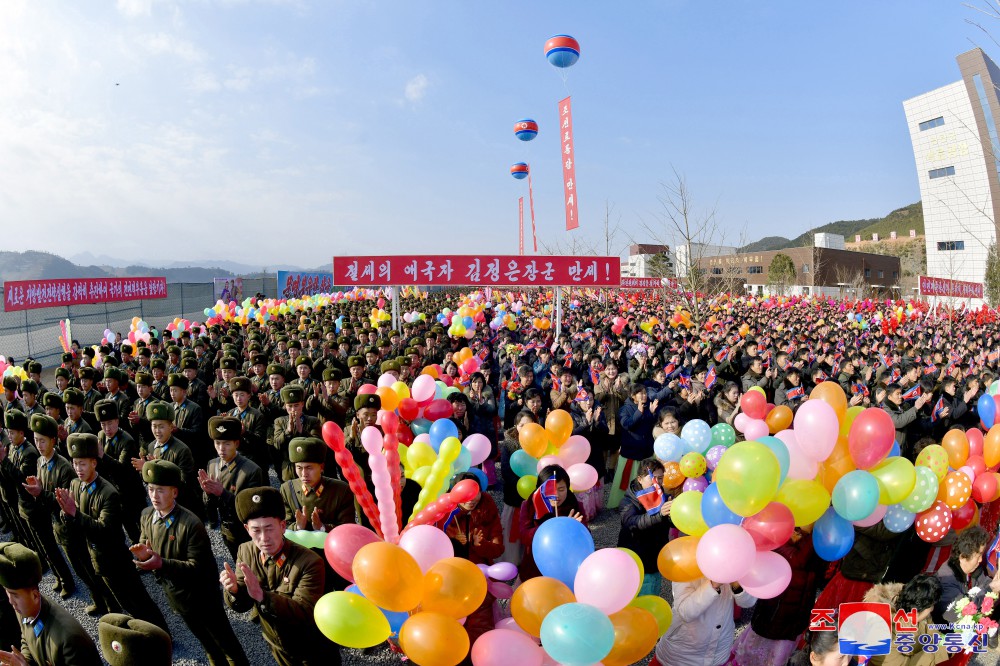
[544,34,580,68]
[510,162,529,179]
[514,119,538,141]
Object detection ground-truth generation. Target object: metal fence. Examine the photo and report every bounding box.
[0,278,276,368]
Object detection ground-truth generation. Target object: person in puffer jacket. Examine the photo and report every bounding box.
[616,458,677,597]
[865,574,949,666]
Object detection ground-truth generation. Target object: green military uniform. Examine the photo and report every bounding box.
[226,378,269,471]
[205,417,266,559]
[102,368,131,420]
[138,460,248,666]
[94,400,145,543]
[142,402,206,520]
[269,385,321,482]
[98,613,172,666]
[129,374,156,448]
[0,410,34,549]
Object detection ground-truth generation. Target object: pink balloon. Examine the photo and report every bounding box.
[743,419,769,441]
[397,524,454,573]
[969,428,985,458]
[848,408,896,470]
[413,433,431,446]
[361,426,384,456]
[696,524,756,583]
[323,524,380,582]
[558,435,592,467]
[464,434,492,466]
[742,502,795,551]
[792,400,839,461]
[536,455,560,473]
[573,548,641,614]
[495,617,534,639]
[567,463,599,492]
[777,430,819,481]
[959,465,976,483]
[357,383,378,396]
[411,374,436,403]
[487,580,514,599]
[733,413,751,433]
[473,630,544,666]
[738,550,793,599]
[377,373,396,388]
[853,503,887,528]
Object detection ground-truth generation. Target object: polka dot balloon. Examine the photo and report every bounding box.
[937,471,972,510]
[901,466,940,513]
[915,500,953,543]
[915,444,949,482]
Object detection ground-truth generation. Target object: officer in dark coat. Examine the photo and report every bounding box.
[0,411,34,549]
[225,377,269,472]
[94,399,145,543]
[269,385,321,482]
[135,401,206,520]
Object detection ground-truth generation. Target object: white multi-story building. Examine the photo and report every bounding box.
[621,244,673,278]
[903,48,1000,288]
[674,243,737,277]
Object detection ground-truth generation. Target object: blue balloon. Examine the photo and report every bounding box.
[410,418,432,438]
[452,446,472,474]
[467,467,488,491]
[883,504,916,533]
[701,482,742,527]
[831,470,880,522]
[758,436,790,485]
[510,450,539,478]
[429,418,459,448]
[979,393,996,429]
[544,35,581,70]
[540,603,614,666]
[533,517,594,589]
[813,507,855,561]
[888,441,900,459]
[653,433,685,462]
[462,316,474,328]
[345,584,408,636]
[681,420,712,454]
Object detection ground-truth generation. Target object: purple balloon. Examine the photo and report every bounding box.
[705,445,727,471]
[683,476,708,492]
[487,561,519,581]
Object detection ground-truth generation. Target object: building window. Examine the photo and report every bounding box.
[802,264,810,273]
[864,268,871,278]
[919,116,945,131]
[893,271,898,280]
[747,266,763,274]
[974,73,1000,178]
[928,166,956,179]
[711,268,722,275]
[937,240,965,251]
[877,270,883,278]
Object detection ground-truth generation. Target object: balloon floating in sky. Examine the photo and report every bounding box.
[544,34,580,68]
[510,162,529,179]
[514,119,538,141]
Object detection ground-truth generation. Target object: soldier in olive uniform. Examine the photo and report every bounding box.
[133,460,249,666]
[247,354,269,394]
[126,371,156,449]
[256,363,286,424]
[1,378,24,416]
[40,393,65,427]
[134,401,206,520]
[180,357,211,416]
[221,487,336,666]
[269,385,321,482]
[98,613,172,666]
[94,400,145,543]
[0,542,101,666]
[291,356,315,394]
[207,357,239,414]
[338,356,367,423]
[0,411,35,550]
[306,367,348,427]
[166,374,207,466]
[20,415,76,599]
[225,377,269,472]
[199,416,265,559]
[60,388,92,458]
[149,359,169,401]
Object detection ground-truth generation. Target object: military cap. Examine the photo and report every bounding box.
[178,357,197,371]
[266,363,284,377]
[120,344,133,355]
[280,385,305,404]
[296,356,312,369]
[222,344,237,355]
[1,376,17,392]
[95,399,119,422]
[276,335,289,344]
[322,367,343,382]
[61,352,74,364]
[179,331,191,340]
[98,345,112,355]
[166,345,181,356]
[307,330,320,340]
[380,360,400,374]
[142,459,182,487]
[219,357,239,371]
[389,330,400,338]
[208,415,241,442]
[288,437,326,464]
[250,353,266,367]
[20,379,38,395]
[83,347,96,357]
[134,372,153,387]
[363,346,376,356]
[404,347,415,356]
[104,356,121,368]
[146,401,174,422]
[3,409,27,431]
[55,367,71,380]
[247,342,262,353]
[150,358,167,371]
[103,367,121,382]
[138,347,152,358]
[79,366,97,381]
[41,392,63,410]
[225,377,250,395]
[99,613,172,666]
[29,414,58,439]
[376,338,391,348]
[354,393,381,412]
[236,487,284,522]
[193,338,206,349]
[287,340,302,350]
[337,336,349,346]
[166,374,189,390]
[63,387,85,406]
[68,433,100,459]
[221,335,233,345]
[347,356,364,368]
[0,542,42,590]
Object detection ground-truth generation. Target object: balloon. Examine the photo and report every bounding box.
[681,420,712,453]
[713,441,781,517]
[696,524,756,583]
[840,405,864,438]
[422,557,488,619]
[662,461,684,490]
[832,470,880,522]
[766,405,793,434]
[629,595,672,636]
[777,430,818,481]
[973,472,998,504]
[412,374,437,402]
[938,471,973,510]
[511,450,539,478]
[602,608,659,666]
[314,591,391,648]
[540,603,615,666]
[986,426,1000,468]
[511,577,576,637]
[810,382,848,422]
[742,502,795,551]
[514,118,539,141]
[324,524,381,583]
[574,549,641,615]
[670,491,709,537]
[901,466,940,513]
[567,463,598,492]
[544,34,581,68]
[915,444,950,482]
[532,517,594,589]
[952,498,978,532]
[743,419,769,442]
[400,612,470,666]
[848,408,895,469]
[853,503,888,528]
[683,476,708,493]
[398,524,455,573]
[283,529,327,549]
[883,503,917,533]
[733,413,751,434]
[472,630,543,666]
[398,398,420,421]
[407,441,437,470]
[520,424,550,459]
[793,400,839,461]
[429,418,460,447]
[980,393,997,429]
[464,434,491,466]
[679,452,707,478]
[813,508,855,561]
[757,436,790,485]
[517,475,537,500]
[740,390,768,420]
[352,542,424,612]
[657,535,702,582]
[653,433,685,462]
[870,456,916,505]
[710,423,737,448]
[915,501,953,543]
[941,429,971,469]
[704,445,727,471]
[545,410,574,447]
[487,561,518,581]
[775,479,830,527]
[738,550,793,599]
[559,436,591,467]
[701,483,743,527]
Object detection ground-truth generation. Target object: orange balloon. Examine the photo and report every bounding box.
[399,612,469,666]
[421,557,487,619]
[817,436,856,493]
[810,382,847,423]
[545,409,574,447]
[985,426,1000,468]
[662,461,685,490]
[520,423,550,459]
[376,386,400,412]
[511,576,576,637]
[942,430,971,469]
[352,542,424,612]
[938,471,973,510]
[421,366,439,378]
[603,608,660,666]
[657,535,702,582]
[765,405,793,434]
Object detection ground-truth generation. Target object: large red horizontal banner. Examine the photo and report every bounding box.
[919,275,983,299]
[621,276,679,290]
[3,278,168,312]
[334,255,621,287]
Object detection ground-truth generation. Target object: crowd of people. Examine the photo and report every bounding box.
[0,288,998,665]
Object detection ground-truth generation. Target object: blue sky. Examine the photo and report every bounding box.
[0,1,994,268]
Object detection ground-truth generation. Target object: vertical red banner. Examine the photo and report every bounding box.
[518,197,525,255]
[559,96,578,230]
[528,172,538,252]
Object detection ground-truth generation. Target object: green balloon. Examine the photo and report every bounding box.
[314,591,391,648]
[517,475,537,500]
[713,441,780,517]
[629,595,673,636]
[670,491,708,536]
[710,423,736,448]
[901,466,939,513]
[284,528,326,549]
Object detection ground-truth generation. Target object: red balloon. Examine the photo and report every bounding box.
[449,480,480,504]
[380,411,400,434]
[973,473,998,504]
[740,391,767,420]
[952,499,978,531]
[848,408,895,470]
[441,376,454,387]
[396,423,414,446]
[398,398,420,421]
[968,455,987,479]
[915,501,953,543]
[324,524,380,582]
[969,428,985,458]
[358,384,378,395]
[322,421,345,452]
[423,399,454,421]
[742,502,795,551]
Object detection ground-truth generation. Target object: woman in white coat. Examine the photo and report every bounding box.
[652,577,756,666]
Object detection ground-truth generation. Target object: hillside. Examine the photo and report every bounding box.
[0,251,245,283]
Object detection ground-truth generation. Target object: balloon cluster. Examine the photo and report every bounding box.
[653,418,737,494]
[100,328,117,346]
[58,318,73,353]
[0,356,25,382]
[437,301,487,340]
[126,317,152,347]
[164,317,199,340]
[508,411,600,498]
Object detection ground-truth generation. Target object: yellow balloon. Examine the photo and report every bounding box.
[871,456,916,505]
[775,479,830,526]
[749,386,766,396]
[840,405,865,439]
[314,591,391,648]
[669,491,709,536]
[629,595,673,636]
[392,381,410,401]
[407,442,437,470]
[412,466,432,486]
[517,475,537,500]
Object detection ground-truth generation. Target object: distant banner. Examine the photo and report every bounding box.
[621,277,679,290]
[3,278,167,312]
[559,96,579,231]
[213,277,243,303]
[528,172,538,252]
[919,275,983,299]
[518,197,525,255]
[277,271,334,299]
[333,255,621,287]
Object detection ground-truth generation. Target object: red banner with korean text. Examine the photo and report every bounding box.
[621,276,680,290]
[3,278,168,312]
[528,173,538,252]
[559,96,579,230]
[518,197,525,255]
[919,276,983,299]
[333,256,621,287]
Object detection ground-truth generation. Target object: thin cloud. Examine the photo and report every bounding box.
[404,73,429,103]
